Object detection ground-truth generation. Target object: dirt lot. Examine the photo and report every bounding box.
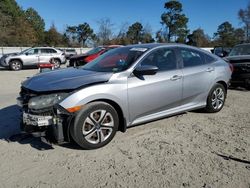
[0,67,249,188]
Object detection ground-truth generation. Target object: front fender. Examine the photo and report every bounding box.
[59,83,129,123]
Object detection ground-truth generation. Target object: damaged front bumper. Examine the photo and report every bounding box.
[17,97,73,144]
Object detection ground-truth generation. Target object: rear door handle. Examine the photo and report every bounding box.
[206,67,215,72]
[170,75,182,81]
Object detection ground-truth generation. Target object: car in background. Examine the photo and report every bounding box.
[0,47,66,71]
[211,46,232,57]
[18,43,231,149]
[69,45,122,67]
[60,48,77,59]
[224,43,250,89]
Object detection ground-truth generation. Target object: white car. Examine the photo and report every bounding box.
[0,47,66,70]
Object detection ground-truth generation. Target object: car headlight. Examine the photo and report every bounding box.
[28,93,69,110]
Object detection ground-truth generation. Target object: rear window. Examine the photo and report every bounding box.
[41,48,57,54]
[204,53,216,64]
[180,48,204,67]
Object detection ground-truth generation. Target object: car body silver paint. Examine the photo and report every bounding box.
[59,44,231,127]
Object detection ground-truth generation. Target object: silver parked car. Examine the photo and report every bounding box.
[0,47,66,70]
[17,43,232,149]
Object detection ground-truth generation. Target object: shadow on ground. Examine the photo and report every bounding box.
[0,105,54,150]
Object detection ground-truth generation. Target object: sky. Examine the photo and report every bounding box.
[16,0,249,38]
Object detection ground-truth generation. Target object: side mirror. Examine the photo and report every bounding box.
[25,52,29,56]
[133,65,158,76]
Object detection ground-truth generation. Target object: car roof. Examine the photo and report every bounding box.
[234,43,250,47]
[124,43,189,49]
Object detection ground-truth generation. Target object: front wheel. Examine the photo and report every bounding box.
[9,60,22,71]
[204,83,226,113]
[70,102,119,149]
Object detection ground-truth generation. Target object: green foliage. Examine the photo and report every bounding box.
[0,0,38,46]
[25,8,45,43]
[66,23,95,47]
[161,0,189,42]
[126,22,143,44]
[44,24,68,46]
[126,22,154,44]
[238,5,250,41]
[187,28,211,47]
[214,22,238,47]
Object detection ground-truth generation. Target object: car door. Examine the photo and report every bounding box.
[179,47,215,106]
[127,47,182,123]
[39,48,54,63]
[23,48,39,65]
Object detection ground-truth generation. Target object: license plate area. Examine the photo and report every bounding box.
[23,113,53,127]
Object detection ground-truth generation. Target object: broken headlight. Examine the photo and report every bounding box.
[28,93,69,110]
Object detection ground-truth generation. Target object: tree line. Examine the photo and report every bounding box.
[0,0,250,48]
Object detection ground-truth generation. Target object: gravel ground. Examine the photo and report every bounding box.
[0,67,249,188]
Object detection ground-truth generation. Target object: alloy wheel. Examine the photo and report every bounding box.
[11,61,21,70]
[82,110,114,144]
[211,87,225,110]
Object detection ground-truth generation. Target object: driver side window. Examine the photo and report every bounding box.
[27,49,38,55]
[140,48,177,71]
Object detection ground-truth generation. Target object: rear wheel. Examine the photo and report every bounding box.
[70,102,119,149]
[52,58,61,69]
[205,83,226,113]
[10,60,22,71]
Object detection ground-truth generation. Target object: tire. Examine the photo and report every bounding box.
[70,102,119,149]
[204,83,226,113]
[9,60,22,71]
[52,59,61,69]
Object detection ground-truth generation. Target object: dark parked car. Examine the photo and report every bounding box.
[224,43,250,89]
[211,46,232,57]
[69,45,122,67]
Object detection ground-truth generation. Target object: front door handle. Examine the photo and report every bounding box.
[206,67,215,72]
[170,75,182,81]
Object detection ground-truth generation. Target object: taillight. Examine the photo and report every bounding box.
[229,63,234,72]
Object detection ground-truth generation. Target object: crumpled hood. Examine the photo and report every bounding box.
[22,68,113,92]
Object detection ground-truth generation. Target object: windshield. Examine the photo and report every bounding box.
[20,48,32,54]
[229,45,250,56]
[86,47,105,55]
[82,47,147,73]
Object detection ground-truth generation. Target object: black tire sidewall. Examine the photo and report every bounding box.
[206,83,226,113]
[71,102,119,149]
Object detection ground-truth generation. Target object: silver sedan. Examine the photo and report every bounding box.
[19,43,232,149]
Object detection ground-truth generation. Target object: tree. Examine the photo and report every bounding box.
[141,23,155,43]
[76,23,95,46]
[234,28,245,44]
[187,28,211,47]
[161,0,188,42]
[0,0,38,46]
[110,22,130,45]
[65,26,78,46]
[44,24,67,46]
[126,22,143,44]
[214,21,236,47]
[25,7,45,43]
[97,18,114,45]
[238,4,250,41]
